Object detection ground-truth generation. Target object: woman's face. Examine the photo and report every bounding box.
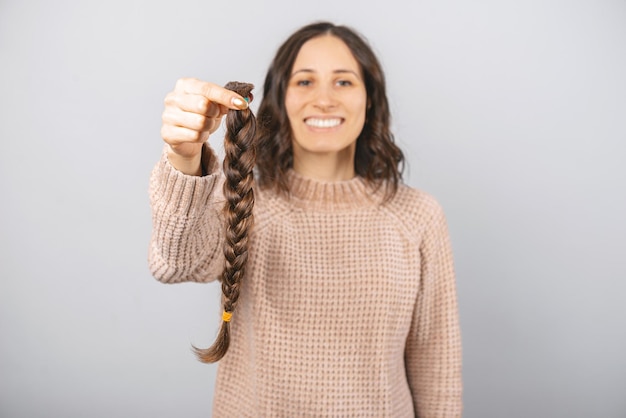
[285,35,367,163]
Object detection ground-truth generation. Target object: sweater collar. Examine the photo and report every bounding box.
[284,169,381,211]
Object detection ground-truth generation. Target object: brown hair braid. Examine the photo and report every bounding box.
[193,81,256,363]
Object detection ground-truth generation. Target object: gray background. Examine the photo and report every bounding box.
[1,0,624,417]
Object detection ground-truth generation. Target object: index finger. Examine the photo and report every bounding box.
[175,78,249,110]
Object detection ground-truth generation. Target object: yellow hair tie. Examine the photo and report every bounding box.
[222,311,233,322]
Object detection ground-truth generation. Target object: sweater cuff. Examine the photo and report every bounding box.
[149,144,224,217]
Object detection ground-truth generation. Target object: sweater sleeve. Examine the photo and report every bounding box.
[147,144,225,284]
[405,200,463,417]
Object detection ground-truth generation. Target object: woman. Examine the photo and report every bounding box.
[150,21,462,417]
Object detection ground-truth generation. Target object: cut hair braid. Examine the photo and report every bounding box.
[193,81,256,363]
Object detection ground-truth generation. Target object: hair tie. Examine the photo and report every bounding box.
[222,311,233,322]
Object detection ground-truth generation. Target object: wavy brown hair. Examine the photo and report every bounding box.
[193,82,256,363]
[256,21,404,199]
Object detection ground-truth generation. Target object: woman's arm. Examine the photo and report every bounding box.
[147,78,249,283]
[148,144,225,283]
[405,201,463,417]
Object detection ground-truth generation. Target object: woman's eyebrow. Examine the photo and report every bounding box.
[291,68,360,77]
[291,69,314,76]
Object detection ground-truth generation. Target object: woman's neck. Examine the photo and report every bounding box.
[292,146,356,182]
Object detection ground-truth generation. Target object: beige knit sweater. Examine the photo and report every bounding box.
[148,146,463,417]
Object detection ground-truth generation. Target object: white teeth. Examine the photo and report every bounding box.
[305,118,342,128]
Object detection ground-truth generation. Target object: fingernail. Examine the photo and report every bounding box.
[232,97,248,109]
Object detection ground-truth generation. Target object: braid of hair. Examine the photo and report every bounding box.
[193,81,256,363]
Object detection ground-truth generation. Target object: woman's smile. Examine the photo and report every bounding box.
[304,117,343,129]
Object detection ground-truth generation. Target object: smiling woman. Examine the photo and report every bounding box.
[285,35,368,180]
[149,21,462,417]
[254,22,404,201]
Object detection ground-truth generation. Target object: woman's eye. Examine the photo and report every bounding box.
[296,80,312,86]
[337,80,353,87]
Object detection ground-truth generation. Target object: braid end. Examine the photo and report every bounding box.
[192,320,231,363]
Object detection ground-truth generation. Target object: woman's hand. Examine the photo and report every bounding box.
[161,78,249,175]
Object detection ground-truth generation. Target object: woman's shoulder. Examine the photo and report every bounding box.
[382,183,448,234]
[253,185,293,227]
[394,183,444,213]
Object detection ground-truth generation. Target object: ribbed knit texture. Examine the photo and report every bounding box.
[148,146,463,417]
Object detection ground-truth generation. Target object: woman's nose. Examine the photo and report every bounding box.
[312,84,337,110]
